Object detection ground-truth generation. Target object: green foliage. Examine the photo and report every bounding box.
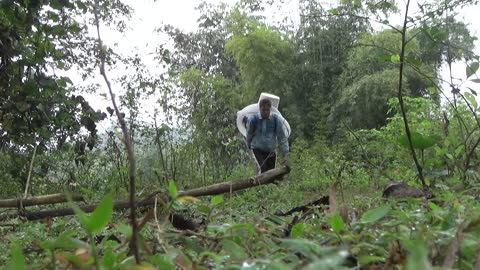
[168,180,178,198]
[359,204,391,223]
[466,62,479,78]
[397,131,440,150]
[73,194,113,235]
[329,29,439,132]
[3,0,480,268]
[0,0,107,149]
[211,195,224,206]
[7,243,25,270]
[286,1,368,139]
[404,234,432,270]
[176,67,247,183]
[330,214,345,234]
[225,25,294,97]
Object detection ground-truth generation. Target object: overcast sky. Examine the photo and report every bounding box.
[80,0,480,128]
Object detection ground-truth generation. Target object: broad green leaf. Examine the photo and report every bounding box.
[471,79,480,83]
[77,1,88,13]
[360,204,391,223]
[116,223,132,238]
[211,195,224,206]
[464,92,478,110]
[197,205,211,214]
[291,223,305,238]
[397,131,440,150]
[455,145,465,157]
[468,87,477,96]
[382,2,393,9]
[231,223,255,235]
[16,102,29,112]
[147,254,176,270]
[42,230,87,250]
[197,251,225,268]
[267,215,284,225]
[330,214,345,234]
[8,243,25,270]
[102,250,116,269]
[390,54,400,63]
[378,54,391,62]
[86,194,113,234]
[168,180,177,198]
[466,62,479,78]
[56,78,67,87]
[426,86,438,95]
[429,27,448,41]
[221,239,248,261]
[428,202,441,212]
[183,237,206,254]
[358,255,385,264]
[405,234,432,270]
[280,239,322,259]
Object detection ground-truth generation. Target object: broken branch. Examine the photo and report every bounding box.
[0,166,290,222]
[0,193,85,208]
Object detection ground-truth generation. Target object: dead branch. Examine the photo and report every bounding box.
[23,144,38,198]
[0,196,156,221]
[275,195,329,216]
[93,0,140,262]
[178,165,290,197]
[0,166,290,222]
[0,193,85,208]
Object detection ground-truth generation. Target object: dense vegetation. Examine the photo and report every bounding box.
[1,0,480,269]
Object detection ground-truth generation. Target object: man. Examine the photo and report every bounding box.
[246,99,290,173]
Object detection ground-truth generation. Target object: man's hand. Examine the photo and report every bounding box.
[281,153,291,168]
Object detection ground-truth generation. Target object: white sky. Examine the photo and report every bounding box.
[77,0,480,129]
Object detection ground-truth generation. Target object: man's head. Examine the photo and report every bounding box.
[259,99,272,119]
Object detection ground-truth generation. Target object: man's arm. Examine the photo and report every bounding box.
[246,115,256,149]
[276,115,289,156]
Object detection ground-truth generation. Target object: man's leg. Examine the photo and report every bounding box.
[264,152,276,171]
[253,149,269,173]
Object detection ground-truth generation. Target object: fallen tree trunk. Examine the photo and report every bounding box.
[0,196,161,221]
[0,166,290,221]
[178,165,290,197]
[0,193,85,208]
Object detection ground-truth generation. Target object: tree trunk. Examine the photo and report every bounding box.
[0,193,85,208]
[179,165,290,197]
[0,166,290,221]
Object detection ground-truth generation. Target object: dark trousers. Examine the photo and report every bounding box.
[253,149,276,173]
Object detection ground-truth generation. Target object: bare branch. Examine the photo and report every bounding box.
[92,0,140,263]
[0,193,85,208]
[397,0,427,188]
[23,144,38,198]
